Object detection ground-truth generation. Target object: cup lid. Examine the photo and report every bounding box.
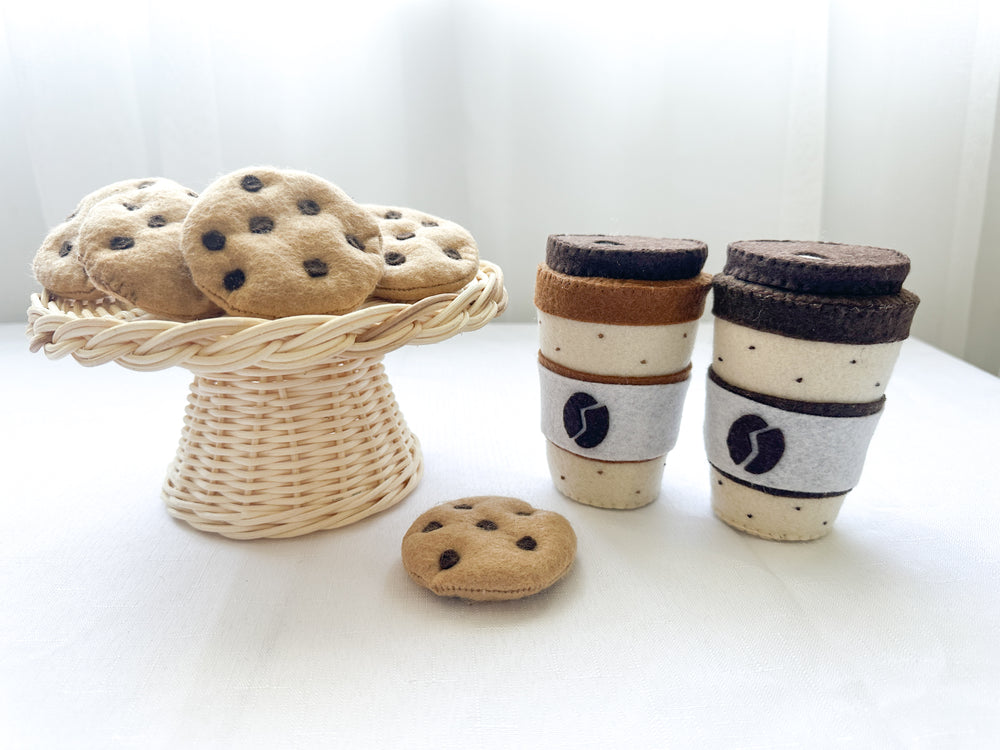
[724,240,911,296]
[546,234,708,281]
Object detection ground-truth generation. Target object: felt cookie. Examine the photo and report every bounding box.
[401,496,576,601]
[77,181,221,320]
[32,177,178,300]
[366,204,479,301]
[181,167,383,318]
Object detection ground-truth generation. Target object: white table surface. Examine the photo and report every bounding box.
[2,319,999,749]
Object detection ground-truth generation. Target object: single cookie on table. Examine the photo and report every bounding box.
[32,177,180,301]
[366,204,480,301]
[181,167,384,318]
[77,180,222,320]
[401,496,576,601]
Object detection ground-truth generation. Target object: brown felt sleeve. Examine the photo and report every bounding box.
[534,265,712,325]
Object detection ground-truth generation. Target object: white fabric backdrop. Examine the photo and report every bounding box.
[2,0,998,373]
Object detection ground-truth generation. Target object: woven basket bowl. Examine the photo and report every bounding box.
[27,261,507,539]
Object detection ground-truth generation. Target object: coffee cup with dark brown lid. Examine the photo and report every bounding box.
[705,240,919,540]
[536,234,712,509]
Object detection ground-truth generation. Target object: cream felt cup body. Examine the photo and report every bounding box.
[538,311,699,378]
[712,320,904,403]
[705,239,919,541]
[535,235,711,510]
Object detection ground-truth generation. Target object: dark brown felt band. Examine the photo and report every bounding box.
[540,352,692,386]
[535,265,712,325]
[712,273,919,344]
[547,234,708,280]
[712,466,849,499]
[725,240,911,296]
[708,367,885,416]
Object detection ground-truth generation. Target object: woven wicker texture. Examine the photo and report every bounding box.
[27,262,507,539]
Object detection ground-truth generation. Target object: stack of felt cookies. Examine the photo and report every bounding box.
[32,167,482,320]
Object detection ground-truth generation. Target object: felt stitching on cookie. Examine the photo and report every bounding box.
[181,167,383,318]
[77,180,221,320]
[366,204,480,302]
[401,496,576,602]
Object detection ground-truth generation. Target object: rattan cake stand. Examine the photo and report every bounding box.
[27,261,507,540]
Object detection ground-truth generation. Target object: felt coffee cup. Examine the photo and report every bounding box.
[535,235,712,509]
[704,240,920,540]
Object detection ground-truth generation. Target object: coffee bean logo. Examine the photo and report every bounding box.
[563,392,610,449]
[726,414,785,474]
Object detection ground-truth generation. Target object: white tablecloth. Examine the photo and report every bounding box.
[2,320,998,748]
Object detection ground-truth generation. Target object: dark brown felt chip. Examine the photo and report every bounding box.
[546,234,708,281]
[724,240,911,296]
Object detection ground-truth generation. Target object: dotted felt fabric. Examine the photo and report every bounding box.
[181,167,384,318]
[546,234,708,281]
[366,204,480,301]
[77,181,221,320]
[401,496,576,601]
[32,177,174,300]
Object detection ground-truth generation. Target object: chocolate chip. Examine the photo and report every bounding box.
[727,414,785,475]
[563,391,610,449]
[298,199,320,216]
[850,360,858,364]
[385,210,402,219]
[516,511,533,516]
[794,506,802,511]
[58,241,73,258]
[345,234,365,251]
[795,378,803,383]
[385,251,406,266]
[516,536,537,551]
[123,202,140,211]
[303,258,328,278]
[147,215,167,228]
[109,236,134,250]
[421,220,438,227]
[443,248,462,260]
[747,514,754,518]
[439,549,460,570]
[241,175,263,192]
[453,503,473,510]
[422,521,443,533]
[476,520,498,531]
[249,216,274,234]
[202,230,226,251]
[395,232,416,241]
[748,345,756,350]
[223,269,245,291]
[188,191,199,198]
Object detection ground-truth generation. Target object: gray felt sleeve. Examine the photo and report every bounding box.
[539,363,690,462]
[703,372,884,496]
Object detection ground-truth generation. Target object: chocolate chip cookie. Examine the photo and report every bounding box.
[401,496,576,601]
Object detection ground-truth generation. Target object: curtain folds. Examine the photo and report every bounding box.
[3,0,998,372]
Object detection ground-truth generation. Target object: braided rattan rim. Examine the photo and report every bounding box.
[27,261,506,539]
[27,261,507,373]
